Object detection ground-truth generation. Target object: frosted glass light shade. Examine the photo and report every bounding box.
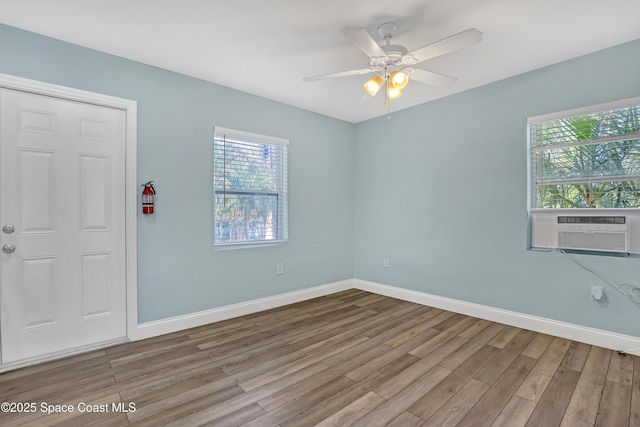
[389,70,409,90]
[364,75,383,96]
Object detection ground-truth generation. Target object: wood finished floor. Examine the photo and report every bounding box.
[1,289,639,427]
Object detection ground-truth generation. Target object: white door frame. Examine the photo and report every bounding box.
[0,73,138,369]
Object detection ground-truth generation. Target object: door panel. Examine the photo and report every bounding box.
[0,88,126,364]
[80,252,112,318]
[20,150,56,233]
[80,155,111,231]
[21,256,58,329]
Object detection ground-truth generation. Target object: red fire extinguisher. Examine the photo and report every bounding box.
[142,181,155,214]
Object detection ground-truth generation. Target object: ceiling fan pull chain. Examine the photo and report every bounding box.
[383,67,389,106]
[384,67,391,119]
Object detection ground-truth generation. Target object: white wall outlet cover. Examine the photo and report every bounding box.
[591,285,604,301]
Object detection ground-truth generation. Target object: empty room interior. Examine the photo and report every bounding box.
[1,0,640,425]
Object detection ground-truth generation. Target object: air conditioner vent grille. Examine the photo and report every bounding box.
[557,216,626,224]
[558,231,626,252]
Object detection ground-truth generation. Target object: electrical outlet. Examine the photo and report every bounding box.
[276,262,284,275]
[591,285,604,301]
[383,257,389,268]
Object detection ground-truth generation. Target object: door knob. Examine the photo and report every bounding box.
[2,224,15,234]
[2,244,16,254]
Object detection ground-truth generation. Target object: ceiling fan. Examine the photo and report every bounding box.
[303,23,482,102]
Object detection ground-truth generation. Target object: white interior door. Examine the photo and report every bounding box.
[0,88,127,364]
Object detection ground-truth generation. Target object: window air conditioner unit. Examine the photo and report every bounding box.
[530,209,640,254]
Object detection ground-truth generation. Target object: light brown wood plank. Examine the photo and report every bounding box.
[525,366,582,427]
[560,414,593,427]
[238,336,368,391]
[606,351,634,385]
[408,315,477,358]
[594,379,632,427]
[632,355,640,427]
[560,341,592,372]
[126,377,239,423]
[116,360,220,398]
[351,366,452,427]
[565,346,612,424]
[488,326,522,349]
[248,362,331,413]
[423,378,491,426]
[230,375,356,427]
[474,330,536,385]
[374,335,467,399]
[408,344,500,420]
[345,328,441,382]
[282,385,381,427]
[438,322,506,371]
[201,403,266,427]
[387,411,424,427]
[126,384,244,427]
[521,333,553,359]
[125,367,229,408]
[457,354,537,427]
[394,303,434,320]
[286,309,376,345]
[313,391,385,427]
[516,336,572,402]
[277,352,421,426]
[457,318,493,339]
[491,395,537,427]
[356,353,421,391]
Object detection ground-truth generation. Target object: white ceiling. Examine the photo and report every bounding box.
[1,0,640,123]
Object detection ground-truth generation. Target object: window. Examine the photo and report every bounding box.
[213,127,288,247]
[529,97,640,209]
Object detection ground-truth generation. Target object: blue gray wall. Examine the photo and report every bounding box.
[1,23,639,337]
[354,39,640,337]
[0,24,355,323]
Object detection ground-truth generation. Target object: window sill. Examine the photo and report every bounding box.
[214,240,287,251]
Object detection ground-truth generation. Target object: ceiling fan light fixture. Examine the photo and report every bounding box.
[364,75,383,96]
[387,85,403,99]
[389,70,409,90]
[303,22,482,113]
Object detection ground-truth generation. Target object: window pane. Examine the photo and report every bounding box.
[533,106,640,147]
[213,139,279,193]
[214,193,279,243]
[536,181,640,208]
[535,139,640,181]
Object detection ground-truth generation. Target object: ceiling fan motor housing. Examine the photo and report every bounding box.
[370,44,409,68]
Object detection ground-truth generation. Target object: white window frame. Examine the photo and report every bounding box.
[213,126,288,249]
[528,96,640,210]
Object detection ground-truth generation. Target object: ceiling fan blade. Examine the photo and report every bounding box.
[408,68,458,87]
[342,27,387,60]
[403,28,482,64]
[303,68,374,82]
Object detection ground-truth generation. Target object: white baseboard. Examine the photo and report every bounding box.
[134,279,354,340]
[135,277,640,356]
[353,279,640,356]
